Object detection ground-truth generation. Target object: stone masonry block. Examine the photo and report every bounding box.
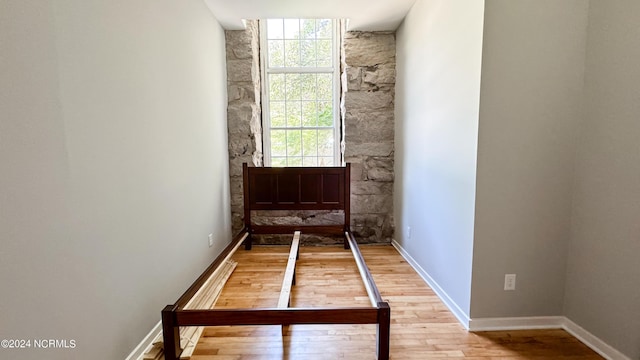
[351,214,383,228]
[364,157,394,182]
[232,213,244,234]
[381,216,395,239]
[345,142,394,157]
[228,84,256,103]
[345,110,394,142]
[344,90,393,111]
[225,30,253,59]
[349,161,365,181]
[344,31,395,67]
[363,64,396,85]
[346,66,362,91]
[351,194,393,215]
[226,59,253,82]
[351,181,393,195]
[228,138,251,157]
[351,225,378,240]
[366,167,394,182]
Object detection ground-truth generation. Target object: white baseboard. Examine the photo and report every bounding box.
[125,320,162,360]
[468,316,565,331]
[391,240,471,329]
[563,318,632,360]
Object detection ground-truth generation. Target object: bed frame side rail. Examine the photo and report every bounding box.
[346,230,390,360]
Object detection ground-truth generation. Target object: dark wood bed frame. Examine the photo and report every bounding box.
[161,163,390,360]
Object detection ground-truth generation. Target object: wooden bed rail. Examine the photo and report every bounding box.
[278,231,301,308]
[249,225,345,235]
[346,231,384,306]
[164,304,389,360]
[346,230,391,359]
[174,307,379,326]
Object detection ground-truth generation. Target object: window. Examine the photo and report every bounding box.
[261,19,340,167]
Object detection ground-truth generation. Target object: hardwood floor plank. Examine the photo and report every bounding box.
[188,245,603,359]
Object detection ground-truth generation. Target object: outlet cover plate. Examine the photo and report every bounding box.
[504,274,516,290]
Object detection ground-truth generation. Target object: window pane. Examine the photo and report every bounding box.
[301,19,316,39]
[268,40,284,68]
[285,74,301,100]
[302,130,318,157]
[317,39,332,67]
[301,40,316,67]
[284,40,300,67]
[317,129,334,156]
[288,157,303,166]
[270,102,286,127]
[267,19,284,39]
[286,130,302,157]
[271,157,287,167]
[317,19,332,39]
[303,157,318,166]
[318,101,333,127]
[284,19,299,39]
[271,130,286,156]
[269,74,285,100]
[286,101,301,127]
[317,74,332,100]
[319,156,334,166]
[300,74,316,100]
[302,101,317,127]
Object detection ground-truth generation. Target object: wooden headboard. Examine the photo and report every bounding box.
[242,163,351,237]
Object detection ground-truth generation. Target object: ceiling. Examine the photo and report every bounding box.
[202,0,417,31]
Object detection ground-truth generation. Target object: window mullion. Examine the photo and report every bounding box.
[260,19,272,166]
[266,67,334,74]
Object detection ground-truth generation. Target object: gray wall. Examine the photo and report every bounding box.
[0,1,231,359]
[471,0,589,318]
[564,1,640,358]
[396,0,639,357]
[394,0,485,318]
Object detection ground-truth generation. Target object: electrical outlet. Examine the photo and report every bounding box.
[407,226,412,239]
[504,274,516,291]
[208,234,214,247]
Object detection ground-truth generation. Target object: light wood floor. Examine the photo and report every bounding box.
[191,245,603,360]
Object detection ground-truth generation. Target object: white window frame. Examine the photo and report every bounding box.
[260,19,341,167]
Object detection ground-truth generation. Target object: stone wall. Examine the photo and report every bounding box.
[343,31,396,243]
[225,20,262,234]
[224,24,395,243]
